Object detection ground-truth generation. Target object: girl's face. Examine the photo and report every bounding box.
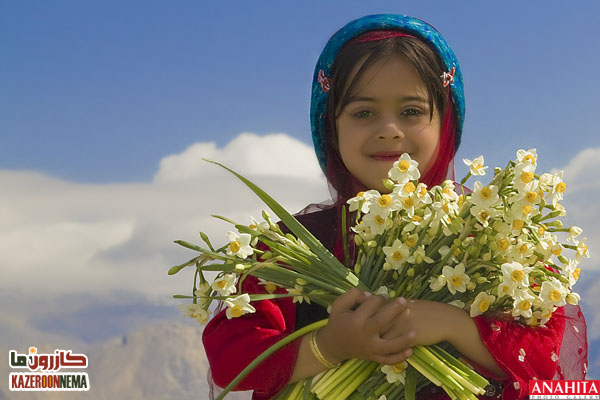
[336,55,441,193]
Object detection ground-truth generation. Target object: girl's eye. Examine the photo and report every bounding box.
[353,110,373,119]
[401,108,422,117]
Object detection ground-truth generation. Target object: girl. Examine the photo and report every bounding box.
[203,14,588,400]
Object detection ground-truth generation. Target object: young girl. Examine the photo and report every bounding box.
[203,14,588,400]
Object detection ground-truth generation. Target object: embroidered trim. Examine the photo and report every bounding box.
[441,66,456,88]
[318,69,332,93]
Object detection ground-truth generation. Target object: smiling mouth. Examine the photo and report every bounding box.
[370,152,408,161]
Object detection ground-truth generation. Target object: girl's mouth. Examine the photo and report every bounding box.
[370,152,405,161]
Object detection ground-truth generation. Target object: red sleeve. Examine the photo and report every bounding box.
[202,274,300,399]
[471,307,567,400]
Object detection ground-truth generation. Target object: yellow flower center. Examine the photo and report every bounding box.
[229,241,241,253]
[393,363,406,374]
[442,203,450,213]
[526,191,538,203]
[473,161,482,170]
[501,285,510,294]
[511,269,524,282]
[403,182,416,193]
[419,186,428,197]
[529,316,539,326]
[405,237,417,247]
[549,289,562,302]
[478,300,491,313]
[412,215,423,222]
[480,187,492,199]
[458,194,464,206]
[479,210,490,221]
[217,280,227,289]
[443,186,453,195]
[518,244,528,254]
[378,194,393,207]
[532,285,541,292]
[552,246,562,256]
[453,247,461,257]
[524,154,535,163]
[497,238,510,251]
[522,205,532,215]
[513,219,524,231]
[538,225,546,235]
[521,171,534,183]
[398,160,410,172]
[357,191,365,198]
[403,197,414,208]
[249,224,257,230]
[375,215,386,225]
[392,251,404,261]
[265,282,277,293]
[519,300,531,311]
[556,182,566,193]
[573,268,581,280]
[451,275,463,287]
[230,305,244,318]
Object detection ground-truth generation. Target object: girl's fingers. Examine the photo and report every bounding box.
[367,297,408,332]
[373,331,416,356]
[379,307,411,339]
[374,347,414,366]
[330,288,369,314]
[354,294,387,321]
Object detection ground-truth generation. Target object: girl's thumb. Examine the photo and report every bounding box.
[331,288,370,313]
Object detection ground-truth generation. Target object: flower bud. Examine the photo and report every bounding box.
[407,268,415,277]
[354,263,362,274]
[479,234,488,245]
[296,278,307,286]
[383,262,392,271]
[389,290,397,298]
[467,281,476,290]
[477,276,488,284]
[235,264,246,271]
[393,272,399,280]
[566,293,580,305]
[367,240,378,248]
[558,255,569,264]
[262,251,273,260]
[569,226,583,239]
[383,178,395,190]
[354,235,363,246]
[406,284,412,292]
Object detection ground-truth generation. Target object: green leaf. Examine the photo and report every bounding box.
[405,364,418,400]
[203,159,367,291]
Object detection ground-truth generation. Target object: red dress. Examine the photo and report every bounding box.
[202,207,588,400]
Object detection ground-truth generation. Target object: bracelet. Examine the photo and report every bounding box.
[309,329,339,369]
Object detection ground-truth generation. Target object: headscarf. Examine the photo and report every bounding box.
[309,14,465,205]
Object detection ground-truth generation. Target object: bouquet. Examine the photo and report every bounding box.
[170,149,587,400]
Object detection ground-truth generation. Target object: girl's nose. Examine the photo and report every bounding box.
[377,119,405,140]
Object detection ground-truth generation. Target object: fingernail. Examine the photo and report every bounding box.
[408,331,416,339]
[405,348,413,357]
[396,297,406,305]
[363,292,372,297]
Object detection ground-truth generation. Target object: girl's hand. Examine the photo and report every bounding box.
[317,288,415,365]
[380,299,468,347]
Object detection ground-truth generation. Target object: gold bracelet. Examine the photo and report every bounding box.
[309,329,339,369]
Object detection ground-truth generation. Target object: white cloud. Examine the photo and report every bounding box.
[0,132,329,295]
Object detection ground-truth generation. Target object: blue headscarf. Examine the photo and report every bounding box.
[310,14,464,174]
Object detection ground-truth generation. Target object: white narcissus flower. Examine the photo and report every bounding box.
[448,300,466,309]
[568,226,583,243]
[373,193,402,214]
[375,286,390,298]
[509,200,539,223]
[226,231,254,259]
[383,239,410,270]
[471,181,500,208]
[347,189,380,213]
[407,245,434,264]
[463,155,487,176]
[442,263,470,294]
[566,292,581,305]
[511,288,536,319]
[429,275,447,292]
[562,259,581,288]
[470,292,496,317]
[388,153,420,184]
[501,261,532,288]
[516,148,538,167]
[363,210,391,236]
[575,238,590,263]
[211,273,237,296]
[470,203,498,228]
[497,282,515,298]
[539,278,567,308]
[513,163,537,193]
[178,304,210,324]
[381,361,408,384]
[225,294,256,319]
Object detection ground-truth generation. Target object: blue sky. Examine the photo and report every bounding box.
[2,1,599,182]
